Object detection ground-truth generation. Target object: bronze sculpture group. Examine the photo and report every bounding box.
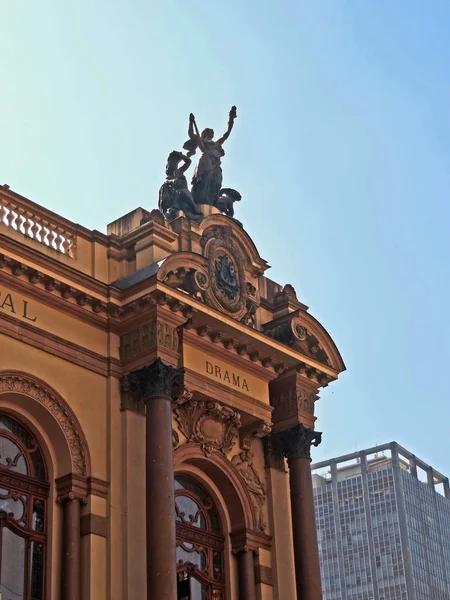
[159,107,241,222]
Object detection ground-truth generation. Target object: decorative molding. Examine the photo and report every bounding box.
[271,382,316,425]
[87,476,110,499]
[80,514,108,538]
[230,527,272,554]
[0,373,90,476]
[199,225,250,318]
[0,471,49,497]
[0,310,119,378]
[240,421,272,452]
[263,436,286,472]
[120,320,179,360]
[173,397,240,458]
[255,565,273,586]
[128,358,184,401]
[120,374,145,413]
[273,423,322,461]
[55,473,89,503]
[172,428,180,448]
[231,450,267,531]
[263,313,330,367]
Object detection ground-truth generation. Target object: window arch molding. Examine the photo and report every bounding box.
[0,371,91,478]
[174,465,232,600]
[174,443,255,532]
[0,412,50,600]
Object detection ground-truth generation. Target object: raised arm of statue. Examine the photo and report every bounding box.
[176,153,192,175]
[183,113,201,156]
[217,106,237,145]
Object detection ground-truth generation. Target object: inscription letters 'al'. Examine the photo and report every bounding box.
[205,360,249,392]
[0,289,37,322]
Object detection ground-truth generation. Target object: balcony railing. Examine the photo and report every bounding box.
[0,189,76,257]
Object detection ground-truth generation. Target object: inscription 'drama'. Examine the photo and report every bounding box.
[205,360,249,391]
[0,289,37,322]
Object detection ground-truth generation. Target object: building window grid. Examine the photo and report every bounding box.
[401,469,450,598]
[315,485,342,599]
[315,463,450,600]
[367,469,406,600]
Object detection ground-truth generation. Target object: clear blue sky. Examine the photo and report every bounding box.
[1,2,449,474]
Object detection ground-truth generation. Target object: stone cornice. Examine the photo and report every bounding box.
[55,473,110,502]
[0,310,121,377]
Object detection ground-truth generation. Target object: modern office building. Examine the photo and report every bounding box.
[312,442,450,600]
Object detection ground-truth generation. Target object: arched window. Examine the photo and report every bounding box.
[0,414,48,600]
[175,476,225,600]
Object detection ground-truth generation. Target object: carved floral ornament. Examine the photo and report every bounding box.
[0,374,88,476]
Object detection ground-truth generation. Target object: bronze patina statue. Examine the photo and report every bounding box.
[158,151,203,222]
[159,107,241,221]
[184,106,237,207]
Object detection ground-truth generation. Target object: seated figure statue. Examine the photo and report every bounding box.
[158,151,203,222]
[216,188,241,218]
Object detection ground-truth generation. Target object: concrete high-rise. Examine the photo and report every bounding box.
[312,442,450,600]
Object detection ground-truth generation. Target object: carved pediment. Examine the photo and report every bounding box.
[158,220,266,324]
[263,312,330,367]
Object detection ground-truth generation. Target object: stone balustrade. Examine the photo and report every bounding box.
[0,189,76,257]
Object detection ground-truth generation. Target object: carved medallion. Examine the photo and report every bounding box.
[200,226,247,317]
[173,398,241,457]
[215,254,239,300]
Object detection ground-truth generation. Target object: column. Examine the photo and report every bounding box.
[275,424,322,600]
[61,496,81,600]
[443,478,450,499]
[56,475,87,600]
[129,358,184,600]
[237,549,257,600]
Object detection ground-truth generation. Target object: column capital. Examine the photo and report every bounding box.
[128,358,184,401]
[55,472,88,503]
[274,423,322,461]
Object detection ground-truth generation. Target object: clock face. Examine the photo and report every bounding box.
[214,254,239,300]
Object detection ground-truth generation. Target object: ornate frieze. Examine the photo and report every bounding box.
[271,384,316,424]
[173,396,241,458]
[273,423,322,461]
[263,436,286,471]
[231,450,267,531]
[120,321,179,360]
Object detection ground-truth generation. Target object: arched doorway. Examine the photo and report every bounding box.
[175,475,225,600]
[0,413,49,600]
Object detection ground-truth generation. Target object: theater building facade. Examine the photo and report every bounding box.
[0,186,344,600]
